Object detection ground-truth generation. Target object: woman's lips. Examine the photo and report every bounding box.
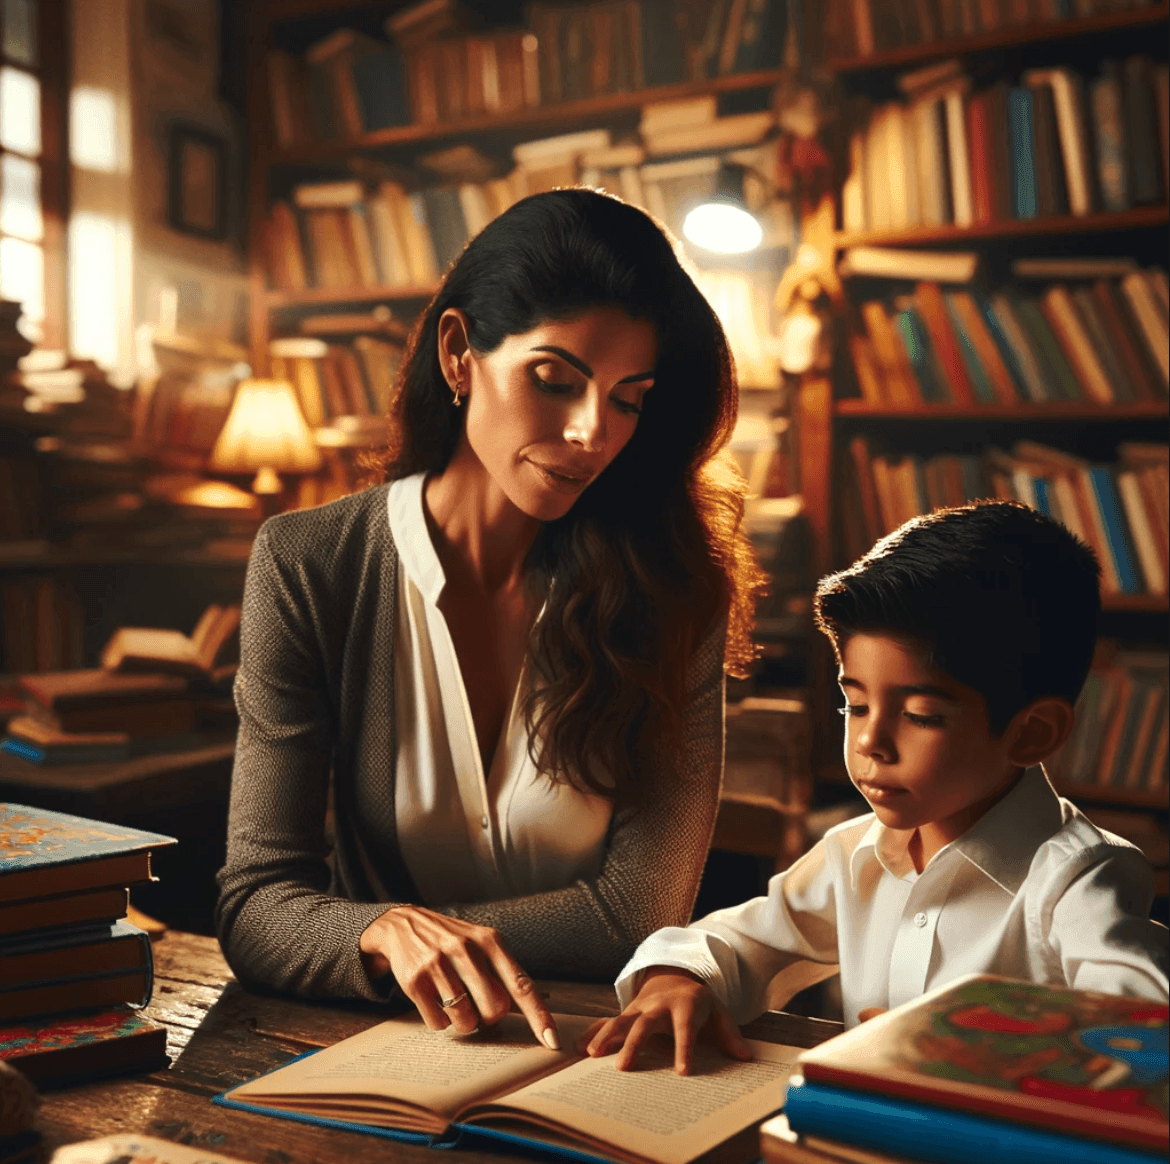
[528,460,593,495]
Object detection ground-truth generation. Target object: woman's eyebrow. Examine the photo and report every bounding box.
[531,345,655,384]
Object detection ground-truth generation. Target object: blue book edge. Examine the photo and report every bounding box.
[784,1078,1159,1164]
[213,1050,626,1164]
[1088,466,1143,593]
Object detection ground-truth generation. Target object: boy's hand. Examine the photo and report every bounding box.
[579,967,752,1076]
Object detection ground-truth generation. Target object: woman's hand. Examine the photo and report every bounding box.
[579,967,752,1076]
[360,905,560,1049]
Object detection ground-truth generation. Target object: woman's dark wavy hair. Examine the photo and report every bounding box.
[365,188,765,803]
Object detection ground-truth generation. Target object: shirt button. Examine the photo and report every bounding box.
[914,912,928,928]
[480,815,490,830]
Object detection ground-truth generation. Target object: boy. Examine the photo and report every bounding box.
[586,501,1168,1074]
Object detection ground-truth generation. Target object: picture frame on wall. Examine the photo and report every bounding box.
[167,124,228,240]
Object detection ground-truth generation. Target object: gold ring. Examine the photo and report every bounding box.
[439,992,469,1009]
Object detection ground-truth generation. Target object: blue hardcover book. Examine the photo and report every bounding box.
[1013,296,1084,401]
[1087,465,1143,593]
[214,1012,799,1164]
[1031,476,1053,518]
[1008,87,1038,220]
[784,1077,1157,1164]
[974,291,1032,401]
[0,803,176,904]
[943,293,999,404]
[895,305,951,404]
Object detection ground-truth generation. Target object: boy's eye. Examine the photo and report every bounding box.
[904,711,945,728]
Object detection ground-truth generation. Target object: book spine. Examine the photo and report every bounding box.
[967,91,995,225]
[945,88,975,227]
[1008,86,1039,219]
[784,1078,1156,1164]
[943,294,1000,403]
[1040,284,1115,403]
[895,304,951,404]
[1117,470,1167,593]
[1090,62,1130,211]
[1088,465,1143,592]
[1015,295,1085,401]
[1119,272,1170,389]
[1122,55,1162,205]
[914,282,977,405]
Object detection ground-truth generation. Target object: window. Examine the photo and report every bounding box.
[0,0,65,346]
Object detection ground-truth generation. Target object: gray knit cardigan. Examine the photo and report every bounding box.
[214,484,726,1001]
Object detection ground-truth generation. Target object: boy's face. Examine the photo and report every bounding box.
[838,633,1021,851]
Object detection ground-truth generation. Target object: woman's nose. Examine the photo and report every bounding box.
[564,389,606,452]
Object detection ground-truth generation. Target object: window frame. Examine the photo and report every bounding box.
[0,0,67,349]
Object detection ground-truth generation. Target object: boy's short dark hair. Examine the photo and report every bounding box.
[814,501,1101,735]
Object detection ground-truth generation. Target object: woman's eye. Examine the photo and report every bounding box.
[838,705,867,717]
[531,372,574,394]
[904,711,945,728]
[613,398,642,416]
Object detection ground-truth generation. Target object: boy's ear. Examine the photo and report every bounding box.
[1006,697,1075,767]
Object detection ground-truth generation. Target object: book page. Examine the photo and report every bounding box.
[466,1037,803,1164]
[224,1012,595,1126]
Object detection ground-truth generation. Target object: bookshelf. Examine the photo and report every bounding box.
[799,4,1170,852]
[246,0,807,507]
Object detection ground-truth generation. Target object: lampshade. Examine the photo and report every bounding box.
[683,162,764,255]
[210,378,322,494]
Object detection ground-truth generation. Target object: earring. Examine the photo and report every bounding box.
[451,374,463,407]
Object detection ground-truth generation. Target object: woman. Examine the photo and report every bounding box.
[215,189,763,1049]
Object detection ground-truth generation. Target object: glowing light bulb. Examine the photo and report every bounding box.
[683,202,763,254]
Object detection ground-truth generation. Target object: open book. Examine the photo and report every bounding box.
[100,604,241,681]
[216,1013,803,1164]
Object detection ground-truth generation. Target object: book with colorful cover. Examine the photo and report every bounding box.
[0,1007,167,1087]
[791,975,1168,1155]
[0,803,177,903]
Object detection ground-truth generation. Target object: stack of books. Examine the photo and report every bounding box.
[0,803,175,1086]
[764,974,1168,1164]
[1,602,239,766]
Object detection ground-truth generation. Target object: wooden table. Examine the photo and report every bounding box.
[36,930,844,1164]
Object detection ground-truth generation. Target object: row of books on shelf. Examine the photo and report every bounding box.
[270,335,402,431]
[0,804,175,1087]
[828,0,1166,61]
[1050,640,1169,794]
[0,575,85,675]
[846,263,1169,408]
[0,458,41,544]
[841,437,1169,598]
[841,52,1168,236]
[267,117,775,294]
[265,0,792,146]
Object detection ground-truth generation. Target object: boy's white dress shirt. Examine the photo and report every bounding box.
[616,766,1169,1027]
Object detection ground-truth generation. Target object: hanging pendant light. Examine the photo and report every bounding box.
[683,162,764,254]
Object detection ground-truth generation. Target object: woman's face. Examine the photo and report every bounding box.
[459,306,658,522]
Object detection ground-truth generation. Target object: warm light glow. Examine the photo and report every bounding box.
[210,379,322,493]
[0,152,41,239]
[0,234,42,337]
[0,65,40,155]
[68,211,121,367]
[683,203,764,254]
[69,86,119,172]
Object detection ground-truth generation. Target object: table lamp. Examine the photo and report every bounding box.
[209,377,322,496]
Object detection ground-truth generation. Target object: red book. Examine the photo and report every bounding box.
[967,91,994,226]
[912,282,977,407]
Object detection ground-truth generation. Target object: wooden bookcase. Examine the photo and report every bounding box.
[797,6,1170,849]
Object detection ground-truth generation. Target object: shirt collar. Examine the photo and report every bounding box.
[847,765,1062,891]
[949,765,1063,895]
[387,472,446,605]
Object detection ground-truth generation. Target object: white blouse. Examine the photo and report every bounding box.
[387,473,613,908]
[617,765,1169,1027]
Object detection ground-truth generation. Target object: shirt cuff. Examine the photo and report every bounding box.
[614,926,735,1011]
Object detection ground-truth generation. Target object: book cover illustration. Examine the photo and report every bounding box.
[1,1008,159,1058]
[0,804,176,873]
[800,975,1167,1151]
